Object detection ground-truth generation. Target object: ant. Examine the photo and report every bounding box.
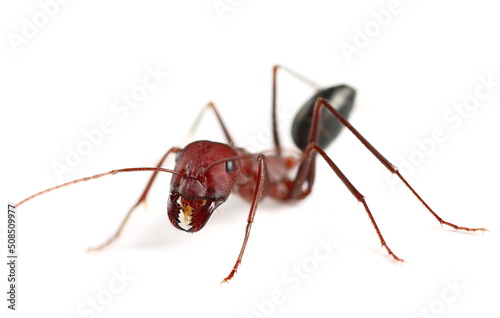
[16,65,486,284]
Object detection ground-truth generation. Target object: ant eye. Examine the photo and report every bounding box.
[175,150,184,162]
[225,160,235,174]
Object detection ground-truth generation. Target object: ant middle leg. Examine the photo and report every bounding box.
[271,64,357,158]
[222,154,268,284]
[271,65,321,157]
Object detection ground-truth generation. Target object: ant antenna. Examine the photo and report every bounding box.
[16,167,182,207]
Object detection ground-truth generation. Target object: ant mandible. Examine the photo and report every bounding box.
[16,65,486,284]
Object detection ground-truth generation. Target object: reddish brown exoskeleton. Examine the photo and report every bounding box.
[16,65,486,284]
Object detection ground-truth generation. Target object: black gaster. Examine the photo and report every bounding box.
[291,85,356,151]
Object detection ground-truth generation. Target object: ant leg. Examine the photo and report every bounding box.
[221,154,268,284]
[271,65,321,157]
[292,143,404,261]
[305,98,486,232]
[187,102,234,145]
[87,147,182,251]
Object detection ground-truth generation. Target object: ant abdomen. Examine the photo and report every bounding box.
[291,85,356,151]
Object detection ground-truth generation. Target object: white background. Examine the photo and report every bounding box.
[1,1,499,317]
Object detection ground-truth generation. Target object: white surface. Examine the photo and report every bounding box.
[1,1,499,317]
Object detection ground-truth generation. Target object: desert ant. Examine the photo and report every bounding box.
[16,65,486,284]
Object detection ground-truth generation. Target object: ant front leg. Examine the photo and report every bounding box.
[221,154,268,284]
[87,146,181,251]
[187,102,235,146]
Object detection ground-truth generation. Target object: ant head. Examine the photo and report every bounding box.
[167,140,240,232]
